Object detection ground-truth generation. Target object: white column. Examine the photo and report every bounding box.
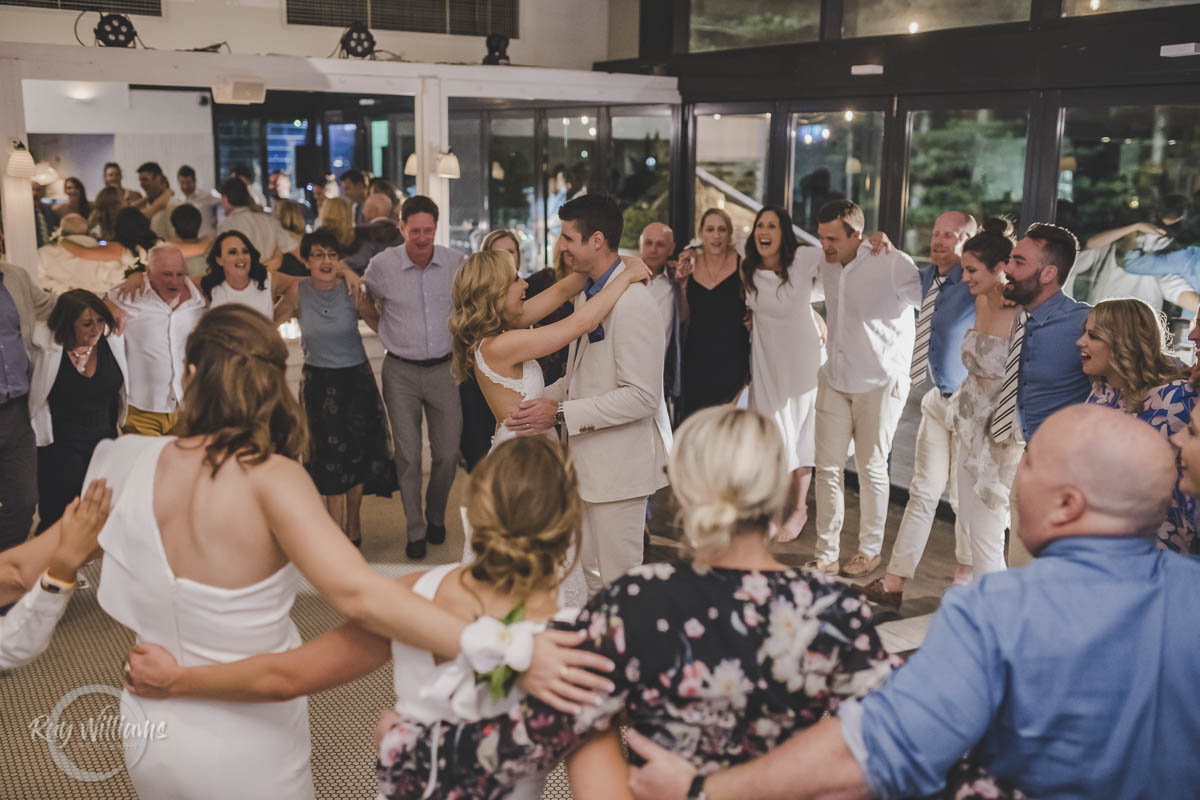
[414,74,450,246]
[0,59,36,276]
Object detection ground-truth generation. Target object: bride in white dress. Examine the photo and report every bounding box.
[122,437,616,800]
[94,306,594,798]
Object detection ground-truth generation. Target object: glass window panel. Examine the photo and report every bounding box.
[1057,104,1200,338]
[328,122,358,175]
[387,114,416,196]
[370,120,388,179]
[689,0,820,52]
[611,114,673,251]
[448,113,486,256]
[1063,0,1199,16]
[489,116,538,274]
[842,0,1027,38]
[545,110,598,265]
[694,112,771,249]
[904,108,1028,263]
[790,110,885,238]
[265,119,308,201]
[215,118,262,193]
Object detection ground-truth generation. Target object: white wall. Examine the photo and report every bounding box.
[24,83,215,196]
[0,0,613,71]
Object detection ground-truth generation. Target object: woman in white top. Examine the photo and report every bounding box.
[201,230,299,321]
[742,206,826,541]
[86,306,607,799]
[122,436,619,799]
[448,249,650,450]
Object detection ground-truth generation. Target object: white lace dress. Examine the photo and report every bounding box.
[473,344,551,450]
[950,330,1025,511]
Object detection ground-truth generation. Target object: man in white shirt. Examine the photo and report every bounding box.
[107,245,207,436]
[217,178,299,270]
[1063,219,1198,313]
[0,479,110,669]
[811,200,922,577]
[177,165,218,238]
[639,222,684,413]
[136,162,178,241]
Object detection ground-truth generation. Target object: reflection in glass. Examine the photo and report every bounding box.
[1063,0,1198,15]
[266,119,308,199]
[905,109,1027,262]
[842,0,1027,38]
[215,118,263,192]
[611,115,672,250]
[1057,103,1200,341]
[789,111,884,236]
[545,111,598,264]
[689,0,819,52]
[328,122,359,174]
[694,113,771,248]
[448,114,486,255]
[489,116,538,274]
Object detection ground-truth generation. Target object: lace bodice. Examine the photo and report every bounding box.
[473,344,545,400]
[951,329,1023,511]
[960,329,1008,383]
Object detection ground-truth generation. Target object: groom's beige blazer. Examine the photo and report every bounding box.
[543,260,672,504]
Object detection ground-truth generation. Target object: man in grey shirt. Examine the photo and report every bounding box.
[363,196,465,559]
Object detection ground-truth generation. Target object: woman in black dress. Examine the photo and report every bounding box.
[677,207,750,421]
[29,290,126,531]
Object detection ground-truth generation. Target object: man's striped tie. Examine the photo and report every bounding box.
[909,274,946,386]
[989,311,1028,442]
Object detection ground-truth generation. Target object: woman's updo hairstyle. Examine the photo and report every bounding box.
[465,437,581,598]
[668,407,789,560]
[962,216,1016,270]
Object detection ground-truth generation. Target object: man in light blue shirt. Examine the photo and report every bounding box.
[363,196,465,560]
[625,404,1200,800]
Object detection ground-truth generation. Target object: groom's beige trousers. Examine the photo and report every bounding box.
[580,496,648,597]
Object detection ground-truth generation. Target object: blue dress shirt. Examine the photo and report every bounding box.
[841,535,1200,799]
[583,256,622,343]
[0,272,31,403]
[1124,245,1200,293]
[918,263,975,395]
[1015,291,1091,440]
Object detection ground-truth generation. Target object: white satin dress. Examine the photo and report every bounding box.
[84,435,314,800]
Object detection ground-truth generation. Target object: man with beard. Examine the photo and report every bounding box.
[989,223,1091,565]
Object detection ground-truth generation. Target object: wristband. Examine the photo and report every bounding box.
[688,774,707,799]
[40,570,77,594]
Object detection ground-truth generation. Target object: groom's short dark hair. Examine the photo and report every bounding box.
[559,193,623,251]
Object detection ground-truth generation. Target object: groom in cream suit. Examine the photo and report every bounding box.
[508,193,671,596]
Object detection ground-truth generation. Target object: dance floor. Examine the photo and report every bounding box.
[2,336,955,798]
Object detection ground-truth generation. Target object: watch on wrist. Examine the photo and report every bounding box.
[688,774,707,800]
[554,402,565,426]
[40,570,77,594]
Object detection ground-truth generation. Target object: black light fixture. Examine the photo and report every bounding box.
[482,34,511,65]
[94,13,137,48]
[339,22,376,59]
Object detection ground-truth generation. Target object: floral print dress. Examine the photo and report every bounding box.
[377,562,897,799]
[1087,378,1198,554]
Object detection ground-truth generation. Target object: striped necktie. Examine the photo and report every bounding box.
[909,274,946,386]
[989,311,1028,442]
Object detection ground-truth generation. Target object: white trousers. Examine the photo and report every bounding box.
[953,439,1010,576]
[814,372,910,564]
[580,496,648,597]
[887,388,972,579]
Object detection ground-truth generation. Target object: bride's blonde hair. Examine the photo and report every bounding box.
[668,407,788,560]
[449,249,518,382]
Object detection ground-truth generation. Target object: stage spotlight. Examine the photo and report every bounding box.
[95,13,137,48]
[340,22,376,59]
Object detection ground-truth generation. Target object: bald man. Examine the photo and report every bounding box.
[344,193,404,275]
[628,403,1200,800]
[107,245,206,435]
[865,210,977,608]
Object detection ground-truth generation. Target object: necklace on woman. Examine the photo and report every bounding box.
[68,345,94,374]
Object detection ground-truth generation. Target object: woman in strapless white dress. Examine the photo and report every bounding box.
[94,306,594,799]
[121,437,616,800]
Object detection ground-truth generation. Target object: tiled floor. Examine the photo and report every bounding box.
[1,334,958,799]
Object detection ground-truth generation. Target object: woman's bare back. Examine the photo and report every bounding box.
[153,438,291,589]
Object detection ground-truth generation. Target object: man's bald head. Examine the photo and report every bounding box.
[59,213,88,236]
[639,222,675,273]
[1014,405,1175,554]
[361,193,393,223]
[929,210,978,270]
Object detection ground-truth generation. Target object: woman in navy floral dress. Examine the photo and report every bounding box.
[1079,298,1198,554]
[377,407,898,798]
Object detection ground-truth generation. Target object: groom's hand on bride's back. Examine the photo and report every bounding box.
[505,397,558,435]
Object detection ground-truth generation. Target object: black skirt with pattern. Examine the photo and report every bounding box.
[301,362,397,497]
